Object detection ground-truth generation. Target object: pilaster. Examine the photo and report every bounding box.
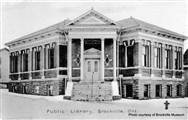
[41,46,45,79]
[80,38,84,81]
[113,38,117,81]
[151,42,154,77]
[68,38,72,81]
[162,44,166,78]
[28,48,32,80]
[101,38,105,81]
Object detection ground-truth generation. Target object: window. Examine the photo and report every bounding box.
[10,52,19,73]
[167,85,172,97]
[156,84,162,97]
[23,52,28,72]
[94,61,98,72]
[176,84,182,97]
[154,43,162,68]
[48,48,55,69]
[127,46,134,67]
[88,61,91,72]
[165,45,172,69]
[142,40,150,67]
[35,51,40,70]
[144,84,150,97]
[175,48,178,70]
[175,47,182,70]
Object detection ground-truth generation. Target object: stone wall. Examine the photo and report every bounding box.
[7,79,66,96]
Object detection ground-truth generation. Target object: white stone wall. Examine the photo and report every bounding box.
[0,48,9,83]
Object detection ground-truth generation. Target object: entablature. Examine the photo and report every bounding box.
[9,35,66,52]
[5,29,66,49]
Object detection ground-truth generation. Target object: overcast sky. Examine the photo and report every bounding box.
[1,1,188,52]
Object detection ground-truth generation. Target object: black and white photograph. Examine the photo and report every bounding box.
[0,0,188,119]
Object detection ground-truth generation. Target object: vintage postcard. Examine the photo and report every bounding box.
[0,0,188,119]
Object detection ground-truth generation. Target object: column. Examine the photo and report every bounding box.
[112,37,120,98]
[65,38,73,98]
[151,42,154,77]
[80,38,84,81]
[40,46,44,79]
[68,39,72,81]
[113,38,117,81]
[162,44,166,78]
[101,38,105,81]
[137,39,142,77]
[45,46,49,69]
[56,43,60,77]
[18,51,21,80]
[56,43,60,68]
[32,49,36,71]
[28,48,32,80]
[172,46,176,78]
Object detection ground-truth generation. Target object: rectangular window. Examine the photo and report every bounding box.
[23,53,28,72]
[127,46,134,67]
[35,51,40,70]
[176,84,182,96]
[156,84,162,97]
[48,48,55,69]
[88,61,91,72]
[154,43,162,68]
[167,85,172,97]
[142,43,150,67]
[94,61,98,72]
[144,84,150,97]
[165,45,172,69]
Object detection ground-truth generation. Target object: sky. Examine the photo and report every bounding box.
[1,1,188,52]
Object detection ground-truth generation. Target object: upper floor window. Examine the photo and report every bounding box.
[142,40,150,67]
[165,45,172,69]
[123,39,135,67]
[175,47,182,70]
[32,46,41,71]
[21,49,29,72]
[47,43,56,69]
[154,43,162,68]
[10,52,19,73]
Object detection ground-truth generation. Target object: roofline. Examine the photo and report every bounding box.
[0,48,9,52]
[121,25,188,40]
[68,8,117,26]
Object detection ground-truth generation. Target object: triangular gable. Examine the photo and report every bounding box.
[84,48,101,55]
[69,9,116,25]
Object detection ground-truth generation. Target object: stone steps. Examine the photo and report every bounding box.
[71,82,112,101]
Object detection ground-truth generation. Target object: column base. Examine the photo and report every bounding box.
[111,81,120,97]
[64,81,73,99]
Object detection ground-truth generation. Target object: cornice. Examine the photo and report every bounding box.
[120,27,186,42]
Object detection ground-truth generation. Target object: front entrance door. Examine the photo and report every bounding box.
[85,59,100,82]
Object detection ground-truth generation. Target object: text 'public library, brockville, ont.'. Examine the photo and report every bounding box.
[5,9,187,101]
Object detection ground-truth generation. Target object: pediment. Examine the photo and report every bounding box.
[84,48,101,55]
[69,9,116,25]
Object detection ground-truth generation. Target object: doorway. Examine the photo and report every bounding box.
[84,59,100,82]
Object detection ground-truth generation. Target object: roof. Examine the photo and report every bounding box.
[0,48,9,52]
[5,19,71,45]
[5,9,188,46]
[116,17,187,39]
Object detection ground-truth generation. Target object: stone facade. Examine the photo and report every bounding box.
[0,48,9,84]
[4,9,187,100]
